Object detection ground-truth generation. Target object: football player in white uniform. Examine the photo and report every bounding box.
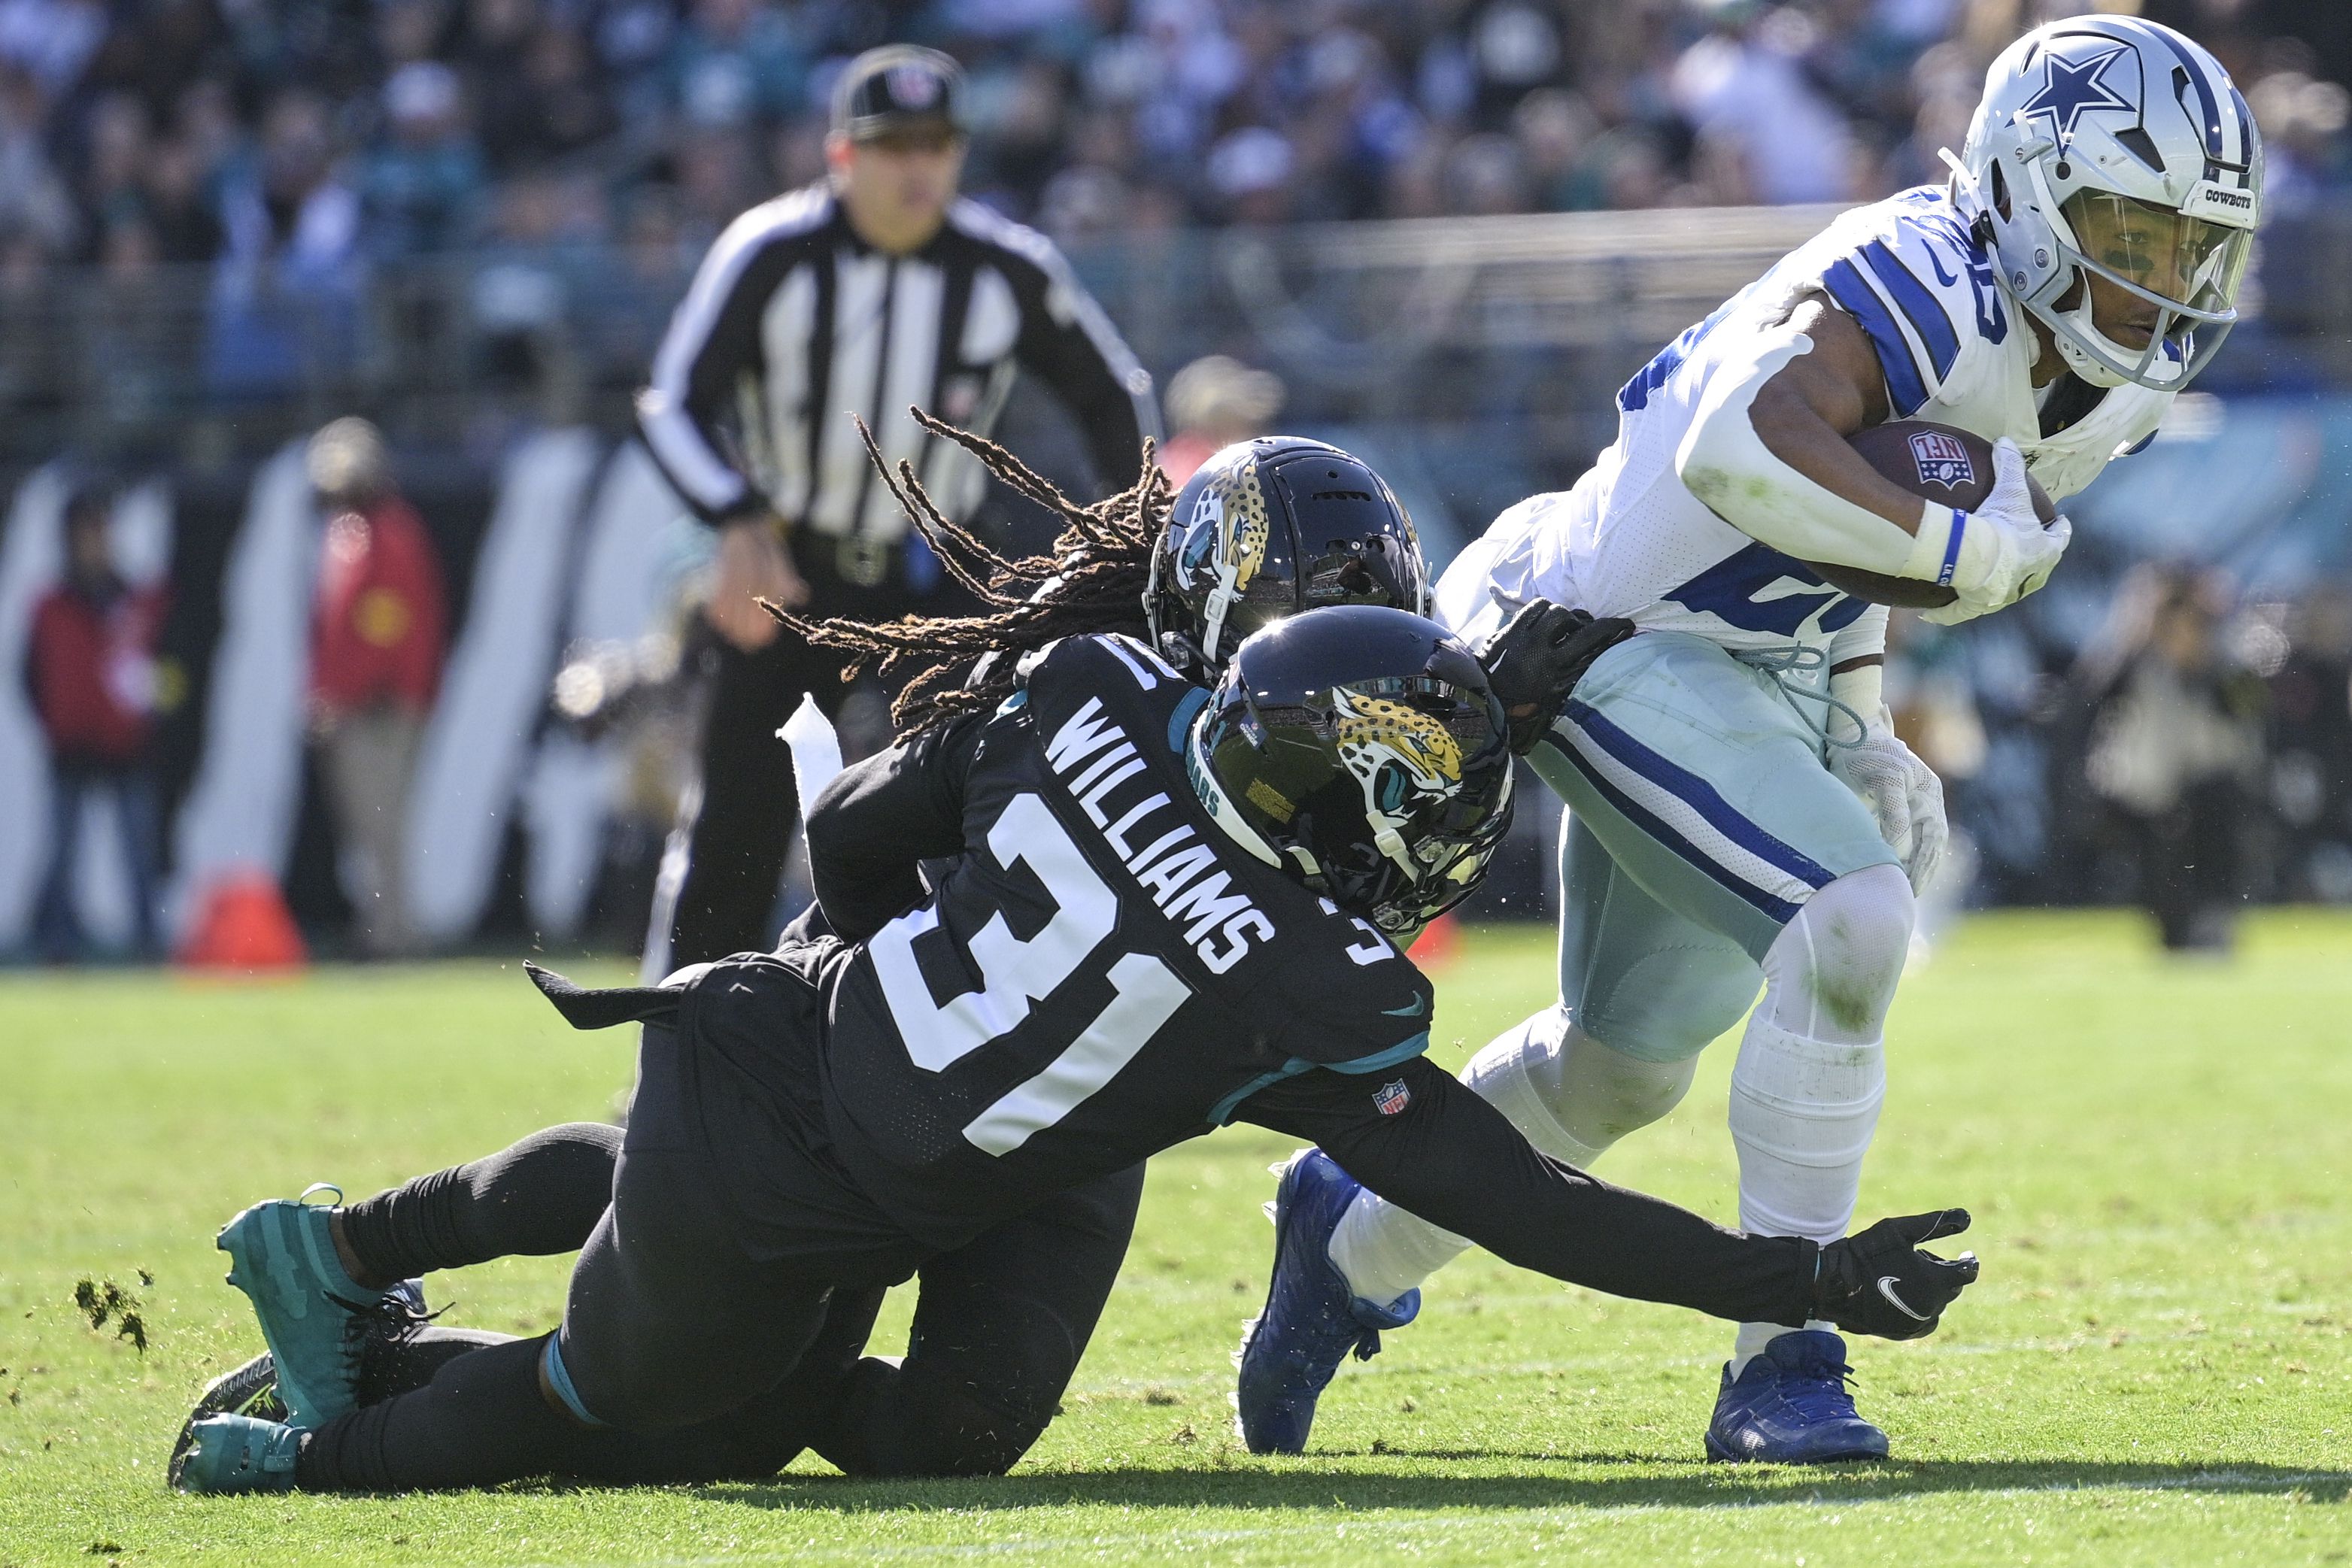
[1235,14,2260,1462]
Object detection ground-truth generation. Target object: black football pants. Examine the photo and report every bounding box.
[302,1088,1143,1489]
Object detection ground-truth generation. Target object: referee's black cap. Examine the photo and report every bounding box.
[831,45,964,143]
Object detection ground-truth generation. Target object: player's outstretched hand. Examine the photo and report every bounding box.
[1478,599,1637,754]
[1811,1209,1980,1341]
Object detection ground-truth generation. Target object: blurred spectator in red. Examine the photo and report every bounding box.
[1158,353,1284,484]
[305,417,446,957]
[25,485,167,960]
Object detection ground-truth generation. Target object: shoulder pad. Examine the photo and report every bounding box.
[1814,192,2010,417]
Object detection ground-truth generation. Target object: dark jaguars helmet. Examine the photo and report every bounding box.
[1146,438,1427,675]
[1185,605,1513,935]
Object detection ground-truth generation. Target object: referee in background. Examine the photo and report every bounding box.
[636,44,1159,969]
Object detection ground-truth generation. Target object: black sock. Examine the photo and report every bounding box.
[339,1123,621,1282]
[299,1334,581,1491]
[306,1331,821,1491]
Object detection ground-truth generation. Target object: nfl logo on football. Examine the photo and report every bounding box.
[1906,430,1976,490]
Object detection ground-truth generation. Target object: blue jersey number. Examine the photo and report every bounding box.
[1665,541,1869,638]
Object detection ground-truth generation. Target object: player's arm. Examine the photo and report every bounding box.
[803,712,985,941]
[1237,1057,1977,1339]
[1677,291,2056,605]
[635,213,788,528]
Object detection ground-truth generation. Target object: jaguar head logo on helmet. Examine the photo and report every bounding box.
[1330,684,1467,866]
[1186,605,1513,936]
[1147,437,1429,674]
[1953,14,2262,390]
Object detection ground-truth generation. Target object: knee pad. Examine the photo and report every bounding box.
[1764,863,1913,1043]
[1461,1011,1699,1163]
[1461,1009,1595,1165]
[1553,1027,1701,1147]
[1727,1017,1886,1241]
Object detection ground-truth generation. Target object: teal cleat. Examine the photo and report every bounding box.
[174,1414,302,1494]
[215,1184,385,1428]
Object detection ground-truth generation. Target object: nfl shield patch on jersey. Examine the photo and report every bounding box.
[1373,1079,1412,1115]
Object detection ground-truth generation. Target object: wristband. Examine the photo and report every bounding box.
[1900,500,1967,587]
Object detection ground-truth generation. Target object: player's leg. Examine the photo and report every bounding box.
[1241,815,1745,1452]
[336,1121,623,1282]
[1325,814,1746,1303]
[189,1024,841,1494]
[1532,632,1912,1460]
[818,1163,1146,1476]
[208,1123,623,1430]
[666,633,815,967]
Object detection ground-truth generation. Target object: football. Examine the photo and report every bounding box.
[1802,420,2057,608]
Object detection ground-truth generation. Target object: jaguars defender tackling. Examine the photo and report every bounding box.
[1240,13,2261,1463]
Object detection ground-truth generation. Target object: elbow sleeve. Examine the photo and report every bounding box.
[1674,320,1923,576]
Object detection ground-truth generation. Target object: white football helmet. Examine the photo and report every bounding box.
[1952,15,2261,390]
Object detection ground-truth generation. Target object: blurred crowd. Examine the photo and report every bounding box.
[1890,565,2352,956]
[1,0,2346,275]
[0,0,2341,435]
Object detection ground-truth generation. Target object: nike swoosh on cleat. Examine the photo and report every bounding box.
[1877,1275,1930,1321]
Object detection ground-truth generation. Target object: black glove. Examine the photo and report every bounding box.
[1810,1209,1980,1342]
[1476,599,1637,754]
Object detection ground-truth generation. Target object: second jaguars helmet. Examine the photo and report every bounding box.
[1956,15,2260,391]
[1186,605,1513,935]
[1146,438,1428,673]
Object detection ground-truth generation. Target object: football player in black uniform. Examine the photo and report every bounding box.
[178,593,1980,1495]
[174,424,1473,1485]
[167,418,1542,1482]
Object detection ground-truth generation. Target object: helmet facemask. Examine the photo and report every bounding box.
[2039,184,2251,388]
[1191,668,1513,936]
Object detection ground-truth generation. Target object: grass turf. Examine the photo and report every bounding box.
[2,912,2350,1565]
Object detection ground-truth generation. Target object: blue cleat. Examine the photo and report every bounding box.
[215,1185,387,1428]
[1234,1148,1420,1454]
[174,1414,302,1494]
[1704,1329,1890,1463]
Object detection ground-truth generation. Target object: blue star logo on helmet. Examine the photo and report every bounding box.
[2019,44,2134,139]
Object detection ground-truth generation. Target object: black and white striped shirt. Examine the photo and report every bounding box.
[637,185,1158,541]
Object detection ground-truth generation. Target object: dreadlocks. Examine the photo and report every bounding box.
[769,408,1173,735]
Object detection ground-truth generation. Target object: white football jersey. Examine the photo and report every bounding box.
[1437,187,2173,652]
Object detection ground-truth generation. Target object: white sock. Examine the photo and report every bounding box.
[1725,866,1908,1375]
[1328,1008,1694,1307]
[1727,1018,1886,1374]
[1731,1318,1841,1372]
[1328,1010,1601,1306]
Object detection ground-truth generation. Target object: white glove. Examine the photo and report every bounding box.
[1906,438,2071,626]
[1830,709,1948,892]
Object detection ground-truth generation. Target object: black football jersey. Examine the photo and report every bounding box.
[524,629,1824,1328]
[817,633,1437,1245]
